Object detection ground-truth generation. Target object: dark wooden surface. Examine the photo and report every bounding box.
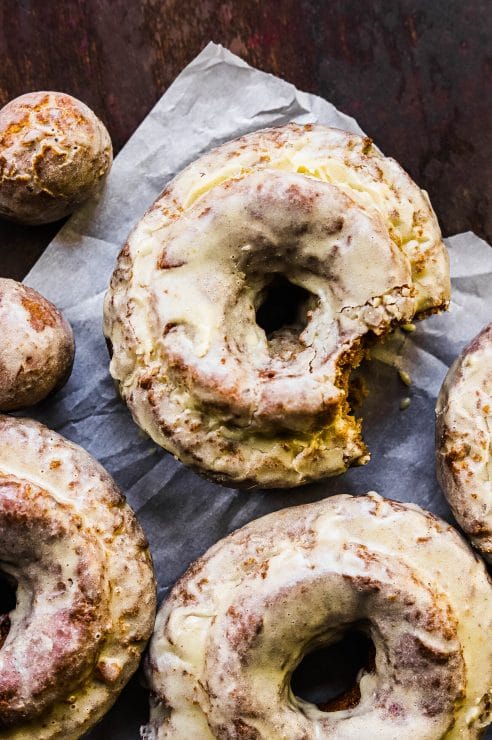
[0,0,491,280]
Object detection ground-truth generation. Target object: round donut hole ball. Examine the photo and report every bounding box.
[0,278,74,411]
[436,322,492,562]
[0,91,112,224]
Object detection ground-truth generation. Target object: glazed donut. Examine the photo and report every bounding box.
[436,323,492,562]
[0,278,74,411]
[0,415,156,739]
[104,123,450,488]
[0,91,112,225]
[142,493,492,740]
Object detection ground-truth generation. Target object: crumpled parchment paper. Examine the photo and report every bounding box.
[21,42,492,738]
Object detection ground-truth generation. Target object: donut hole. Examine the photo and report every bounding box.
[0,571,17,648]
[291,629,375,712]
[0,570,16,615]
[255,274,316,340]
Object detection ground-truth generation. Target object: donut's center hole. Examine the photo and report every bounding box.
[0,570,17,649]
[0,571,16,614]
[255,274,314,338]
[291,630,375,712]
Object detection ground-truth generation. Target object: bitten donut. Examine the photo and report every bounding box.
[142,493,492,740]
[436,323,492,562]
[104,123,450,488]
[0,278,74,411]
[0,415,156,738]
[0,91,112,224]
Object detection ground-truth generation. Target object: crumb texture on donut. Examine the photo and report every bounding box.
[104,123,450,488]
[0,91,112,224]
[0,415,156,739]
[0,278,75,411]
[436,323,492,562]
[142,493,492,740]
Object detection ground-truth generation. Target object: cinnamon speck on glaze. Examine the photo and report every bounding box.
[104,123,450,488]
[436,322,492,562]
[0,91,112,224]
[142,493,492,740]
[0,415,156,739]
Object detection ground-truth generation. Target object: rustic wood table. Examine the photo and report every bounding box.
[0,1,491,737]
[0,0,491,281]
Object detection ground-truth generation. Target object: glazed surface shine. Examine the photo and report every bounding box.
[436,323,492,562]
[0,416,156,739]
[142,493,492,739]
[104,124,450,488]
[0,91,112,224]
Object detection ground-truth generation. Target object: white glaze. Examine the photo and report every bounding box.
[142,493,492,740]
[104,124,450,487]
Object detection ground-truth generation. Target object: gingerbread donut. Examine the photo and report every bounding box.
[0,278,74,411]
[142,493,492,740]
[436,323,492,562]
[104,124,450,488]
[0,415,156,738]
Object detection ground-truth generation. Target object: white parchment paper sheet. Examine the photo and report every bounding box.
[21,43,492,738]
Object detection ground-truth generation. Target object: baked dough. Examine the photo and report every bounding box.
[436,323,492,561]
[142,493,492,740]
[0,415,156,738]
[104,124,450,488]
[0,278,74,411]
[0,91,112,224]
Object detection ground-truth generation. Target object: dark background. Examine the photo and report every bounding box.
[0,0,491,280]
